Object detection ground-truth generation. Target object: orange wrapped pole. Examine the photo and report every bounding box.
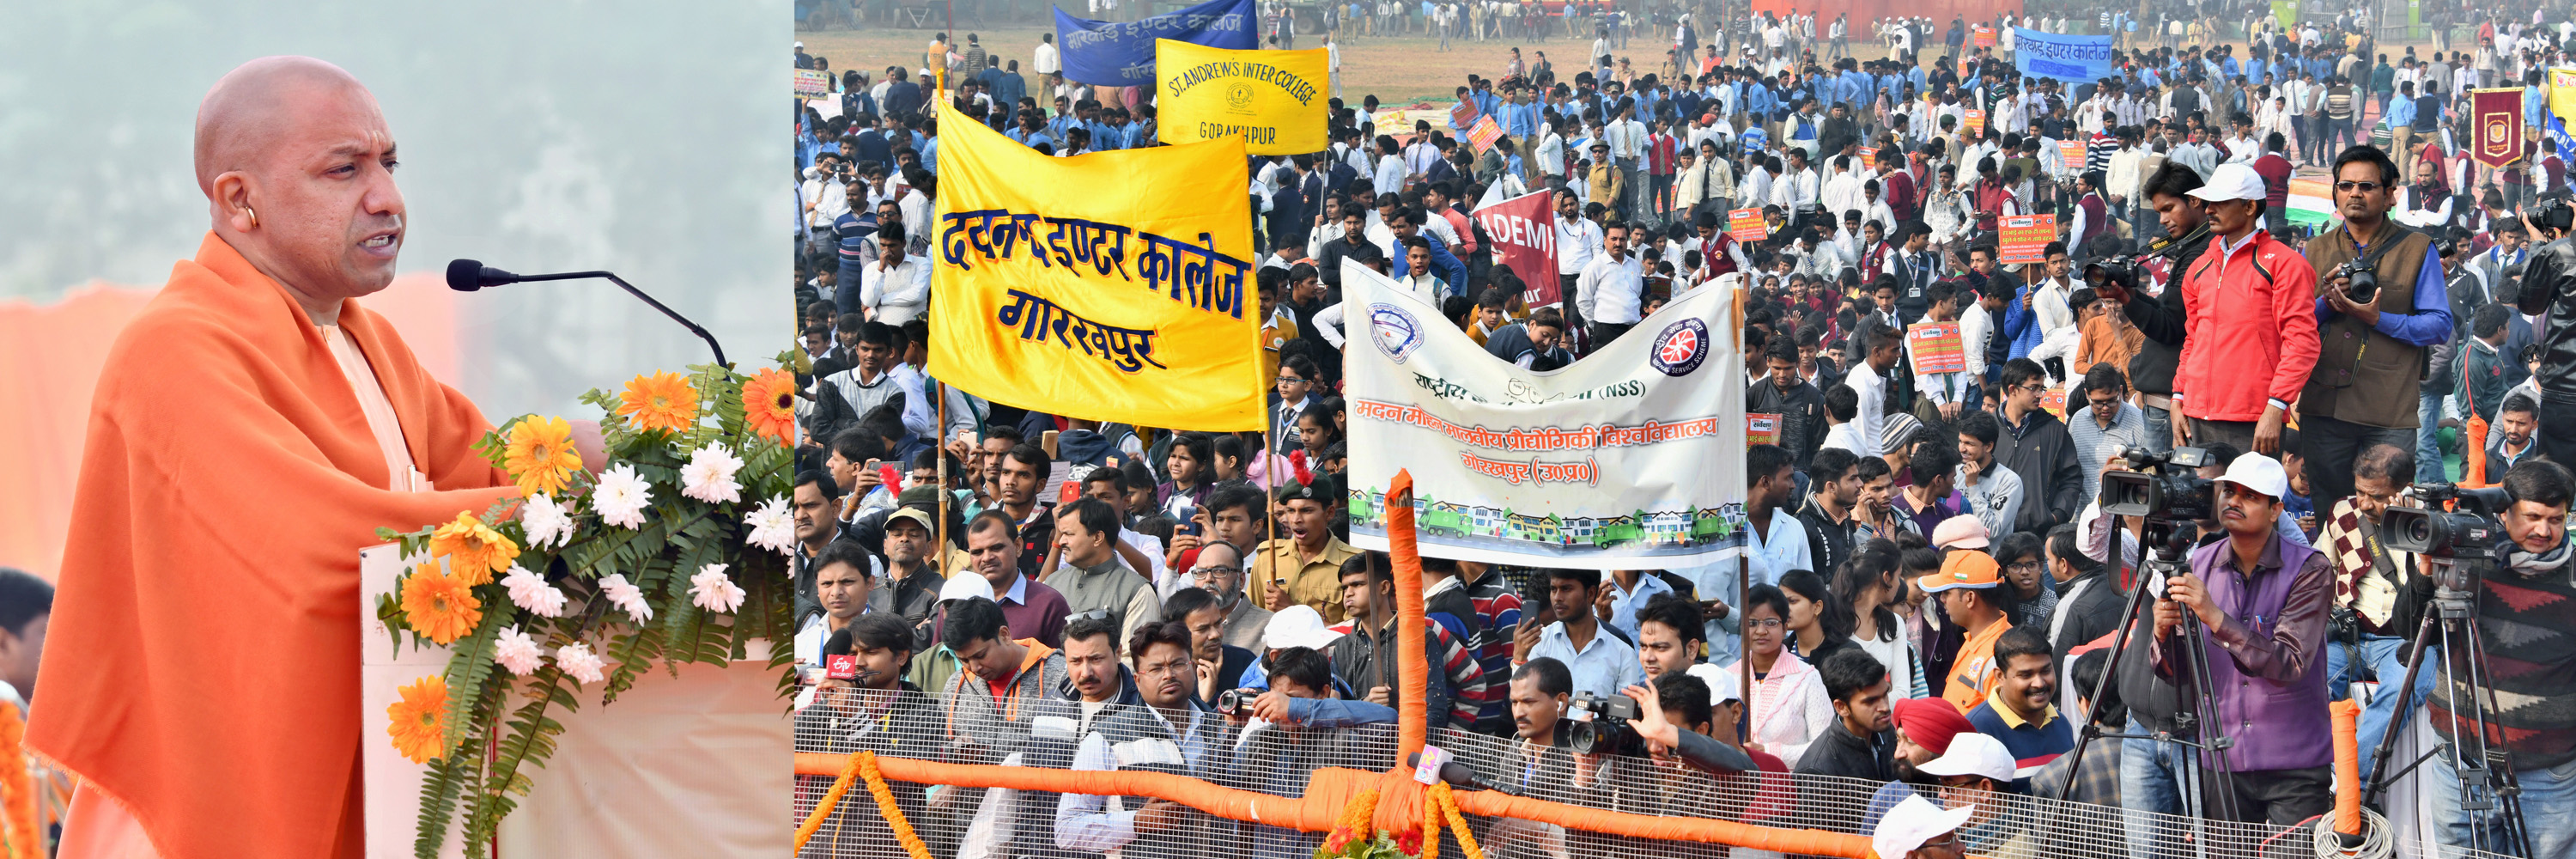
[1387,470,1430,764]
[794,752,1884,857]
[2332,699,2363,838]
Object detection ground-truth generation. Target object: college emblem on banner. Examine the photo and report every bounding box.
[1649,319,1709,377]
[1370,303,1426,363]
[2471,88,2527,168]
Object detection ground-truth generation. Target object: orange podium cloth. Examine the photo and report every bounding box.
[31,233,517,859]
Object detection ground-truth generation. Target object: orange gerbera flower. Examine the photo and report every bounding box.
[428,511,517,585]
[617,371,699,433]
[400,563,483,645]
[386,674,450,764]
[502,415,583,497]
[742,368,798,444]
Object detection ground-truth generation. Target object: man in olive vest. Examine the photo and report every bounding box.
[2300,144,2454,505]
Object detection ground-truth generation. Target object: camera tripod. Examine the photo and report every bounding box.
[2058,516,2244,846]
[2358,553,2532,857]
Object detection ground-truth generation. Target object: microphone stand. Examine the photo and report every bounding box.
[502,270,728,368]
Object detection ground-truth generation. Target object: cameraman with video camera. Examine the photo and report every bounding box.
[2148,451,2336,825]
[2314,444,2439,780]
[2097,162,2215,454]
[2510,192,2576,466]
[2425,460,2576,857]
[2297,145,2453,506]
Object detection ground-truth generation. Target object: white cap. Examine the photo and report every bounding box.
[1263,606,1344,651]
[2215,452,2290,501]
[1917,731,2016,783]
[1686,663,1742,703]
[2187,162,2267,203]
[1873,795,1978,859]
[939,571,994,604]
[794,41,805,48]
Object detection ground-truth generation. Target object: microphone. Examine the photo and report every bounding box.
[445,259,727,367]
[1405,751,1518,795]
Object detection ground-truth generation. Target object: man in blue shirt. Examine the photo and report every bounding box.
[1515,568,1644,698]
[2385,82,2418,183]
[1963,627,2072,792]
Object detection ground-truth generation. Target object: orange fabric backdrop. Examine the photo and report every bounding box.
[0,272,459,581]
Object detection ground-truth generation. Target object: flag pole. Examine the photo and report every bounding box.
[938,381,951,563]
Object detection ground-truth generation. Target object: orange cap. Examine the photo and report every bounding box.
[1918,550,2003,594]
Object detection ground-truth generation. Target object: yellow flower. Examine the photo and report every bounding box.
[428,512,518,586]
[742,368,798,445]
[503,415,583,497]
[386,674,450,764]
[617,371,699,434]
[400,563,483,645]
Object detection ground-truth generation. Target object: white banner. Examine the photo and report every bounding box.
[1340,260,1748,570]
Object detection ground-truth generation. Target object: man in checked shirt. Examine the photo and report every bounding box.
[2312,443,2438,781]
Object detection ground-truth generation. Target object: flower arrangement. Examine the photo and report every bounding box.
[374,359,801,859]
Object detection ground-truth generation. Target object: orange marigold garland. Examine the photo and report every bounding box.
[1429,783,1485,859]
[1323,787,1382,853]
[858,752,933,859]
[1419,783,1441,859]
[0,706,34,859]
[792,751,863,853]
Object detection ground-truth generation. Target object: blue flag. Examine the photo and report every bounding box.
[1054,0,1257,88]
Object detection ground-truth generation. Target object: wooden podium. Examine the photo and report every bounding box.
[359,545,791,857]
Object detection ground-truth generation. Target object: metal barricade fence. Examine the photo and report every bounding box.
[791,687,2518,859]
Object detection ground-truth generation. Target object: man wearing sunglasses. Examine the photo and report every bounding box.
[2297,144,2451,507]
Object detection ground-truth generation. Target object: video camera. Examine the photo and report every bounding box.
[1564,691,1643,755]
[2528,194,2575,235]
[2099,445,2214,521]
[2384,483,2514,566]
[1213,687,1263,717]
[2083,254,2145,292]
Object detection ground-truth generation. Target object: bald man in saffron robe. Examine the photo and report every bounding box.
[33,57,602,859]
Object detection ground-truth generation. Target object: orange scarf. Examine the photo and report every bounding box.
[33,233,516,859]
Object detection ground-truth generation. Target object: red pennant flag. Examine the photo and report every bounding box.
[2472,88,2527,168]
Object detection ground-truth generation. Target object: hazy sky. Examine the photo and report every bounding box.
[0,0,790,417]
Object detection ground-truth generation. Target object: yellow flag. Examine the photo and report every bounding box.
[1155,39,1328,155]
[927,103,1266,431]
[2553,67,2576,127]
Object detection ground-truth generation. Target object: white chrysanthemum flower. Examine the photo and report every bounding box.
[519,492,577,549]
[592,465,653,528]
[598,573,654,624]
[500,564,568,618]
[494,626,546,676]
[679,444,744,504]
[689,564,745,613]
[744,496,797,556]
[556,641,606,684]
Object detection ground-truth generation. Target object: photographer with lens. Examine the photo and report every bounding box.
[2099,162,2217,454]
[2423,460,2576,856]
[2166,163,2320,458]
[2510,192,2576,466]
[2297,145,2454,507]
[2148,452,2336,825]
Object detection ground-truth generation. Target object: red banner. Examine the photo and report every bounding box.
[2472,88,2526,168]
[1473,190,1562,308]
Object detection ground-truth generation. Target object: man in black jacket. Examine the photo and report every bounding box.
[2101,162,2214,454]
[1750,337,1830,469]
[1991,358,2081,536]
[2512,196,2576,465]
[2041,524,2124,687]
[1796,648,1897,780]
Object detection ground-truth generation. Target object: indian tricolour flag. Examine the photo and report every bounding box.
[2286,177,2334,228]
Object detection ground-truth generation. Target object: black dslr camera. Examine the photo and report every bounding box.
[2099,445,2215,521]
[1564,691,1643,755]
[2330,257,2381,304]
[2084,255,2144,292]
[2528,194,2575,235]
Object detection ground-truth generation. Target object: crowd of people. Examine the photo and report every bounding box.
[792,3,2576,855]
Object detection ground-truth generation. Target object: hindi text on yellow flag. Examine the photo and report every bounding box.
[928,102,1267,431]
[2552,67,2576,127]
[1155,40,1328,155]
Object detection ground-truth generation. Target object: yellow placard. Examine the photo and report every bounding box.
[928,102,1267,430]
[2552,67,2576,127]
[1155,39,1329,155]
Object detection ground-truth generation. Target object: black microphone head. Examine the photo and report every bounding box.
[447,259,485,292]
[822,628,854,658]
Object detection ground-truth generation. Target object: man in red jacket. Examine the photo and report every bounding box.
[2175,162,2320,455]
